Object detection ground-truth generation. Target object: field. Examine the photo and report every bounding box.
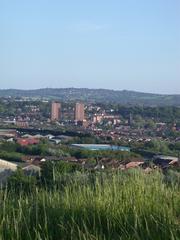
[0,170,179,240]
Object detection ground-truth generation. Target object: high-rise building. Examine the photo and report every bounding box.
[75,103,85,121]
[51,102,61,121]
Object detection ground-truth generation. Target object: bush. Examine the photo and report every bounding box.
[0,151,23,162]
[41,160,81,186]
[7,168,37,194]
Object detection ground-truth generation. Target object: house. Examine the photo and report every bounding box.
[45,134,55,140]
[21,134,33,138]
[0,159,18,184]
[49,138,61,144]
[22,164,41,177]
[17,138,39,146]
[0,159,17,171]
[21,156,46,165]
[125,161,144,169]
[50,135,73,144]
[16,120,29,128]
[153,155,179,168]
[6,138,14,142]
[0,129,17,138]
[33,134,44,139]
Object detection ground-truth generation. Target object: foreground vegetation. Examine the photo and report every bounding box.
[0,169,180,240]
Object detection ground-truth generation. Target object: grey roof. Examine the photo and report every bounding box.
[154,155,178,161]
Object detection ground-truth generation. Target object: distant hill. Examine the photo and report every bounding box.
[0,88,180,106]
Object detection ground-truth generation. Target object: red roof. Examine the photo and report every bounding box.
[17,138,39,146]
[125,161,144,169]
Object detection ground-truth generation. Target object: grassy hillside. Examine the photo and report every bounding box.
[0,170,179,240]
[0,88,180,105]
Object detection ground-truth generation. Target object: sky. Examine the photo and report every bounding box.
[0,0,180,94]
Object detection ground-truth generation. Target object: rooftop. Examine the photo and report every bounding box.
[71,144,130,151]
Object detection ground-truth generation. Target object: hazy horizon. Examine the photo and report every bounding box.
[1,0,179,94]
[0,87,180,96]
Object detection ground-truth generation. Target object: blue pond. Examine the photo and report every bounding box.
[71,144,130,151]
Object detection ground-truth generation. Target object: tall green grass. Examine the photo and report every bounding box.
[0,170,179,240]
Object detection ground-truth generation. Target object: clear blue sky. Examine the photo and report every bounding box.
[0,0,179,93]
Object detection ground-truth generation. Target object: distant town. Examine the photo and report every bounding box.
[0,95,179,184]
